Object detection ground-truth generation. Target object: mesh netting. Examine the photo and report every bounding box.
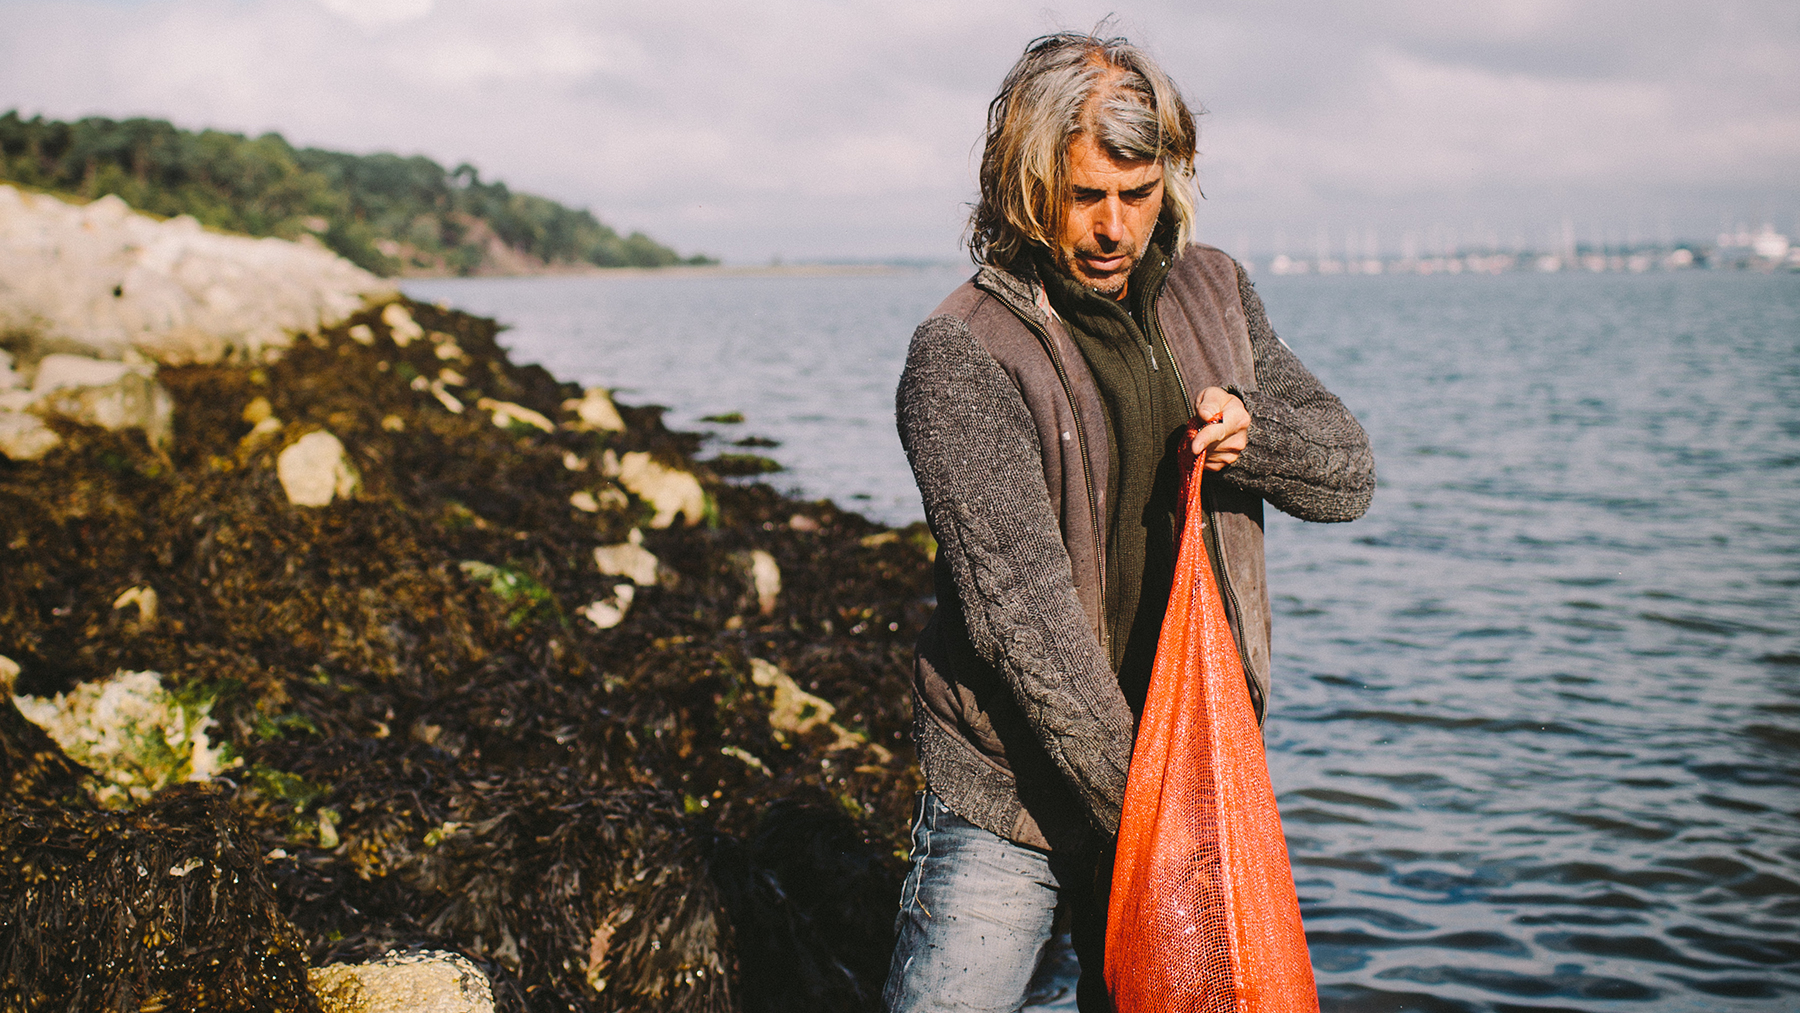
[1104,446,1318,1013]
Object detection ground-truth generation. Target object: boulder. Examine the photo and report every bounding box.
[0,184,395,365]
[26,353,174,447]
[277,430,361,507]
[12,668,229,806]
[309,950,494,1013]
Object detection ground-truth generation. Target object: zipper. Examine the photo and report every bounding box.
[1026,317,1108,639]
[1151,282,1255,693]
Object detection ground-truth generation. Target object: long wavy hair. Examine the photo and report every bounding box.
[968,32,1200,269]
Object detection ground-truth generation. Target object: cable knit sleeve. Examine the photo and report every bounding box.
[1224,265,1376,522]
[897,313,1136,834]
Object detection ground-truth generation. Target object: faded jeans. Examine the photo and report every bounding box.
[883,791,1111,1012]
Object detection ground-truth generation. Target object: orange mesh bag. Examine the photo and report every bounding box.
[1104,440,1319,1013]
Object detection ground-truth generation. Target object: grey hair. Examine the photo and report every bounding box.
[969,31,1200,268]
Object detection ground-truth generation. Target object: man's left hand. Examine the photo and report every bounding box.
[1191,387,1249,472]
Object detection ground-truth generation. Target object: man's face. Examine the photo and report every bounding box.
[1051,132,1165,298]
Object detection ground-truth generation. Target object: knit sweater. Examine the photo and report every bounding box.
[897,246,1373,847]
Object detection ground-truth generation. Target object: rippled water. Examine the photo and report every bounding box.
[407,269,1800,1010]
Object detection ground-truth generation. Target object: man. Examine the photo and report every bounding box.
[886,30,1375,1013]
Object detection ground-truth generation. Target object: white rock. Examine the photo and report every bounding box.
[476,397,555,434]
[747,658,868,752]
[580,584,636,630]
[0,411,61,460]
[27,354,174,447]
[112,585,159,626]
[749,549,781,616]
[593,528,660,586]
[0,184,396,364]
[380,303,423,347]
[617,451,706,528]
[13,669,229,806]
[309,950,494,1013]
[564,387,625,432]
[569,490,600,513]
[0,350,23,390]
[278,430,360,507]
[0,655,18,693]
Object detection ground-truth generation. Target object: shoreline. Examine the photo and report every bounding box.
[400,261,955,280]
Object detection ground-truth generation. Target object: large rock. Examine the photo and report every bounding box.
[308,950,494,1013]
[27,353,174,448]
[0,411,60,461]
[12,668,229,807]
[0,184,395,365]
[277,430,361,507]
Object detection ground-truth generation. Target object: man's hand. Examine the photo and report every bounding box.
[1191,387,1249,472]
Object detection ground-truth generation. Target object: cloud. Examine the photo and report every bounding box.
[1,0,1795,258]
[315,0,433,29]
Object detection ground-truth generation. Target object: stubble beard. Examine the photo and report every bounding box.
[1052,242,1137,298]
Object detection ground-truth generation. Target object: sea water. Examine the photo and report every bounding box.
[405,268,1800,1011]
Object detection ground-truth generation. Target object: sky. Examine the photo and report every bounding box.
[3,0,1797,263]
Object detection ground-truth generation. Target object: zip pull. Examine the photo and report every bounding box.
[1146,339,1159,371]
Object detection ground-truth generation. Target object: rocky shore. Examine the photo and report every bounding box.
[0,185,928,1011]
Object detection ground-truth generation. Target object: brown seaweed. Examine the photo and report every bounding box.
[0,298,929,1011]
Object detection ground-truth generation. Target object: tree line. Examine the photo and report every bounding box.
[0,112,711,275]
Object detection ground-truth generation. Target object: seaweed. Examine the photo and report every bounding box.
[0,298,929,1011]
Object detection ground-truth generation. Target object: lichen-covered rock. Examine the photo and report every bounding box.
[0,184,395,364]
[309,950,494,1013]
[277,430,360,506]
[11,668,229,807]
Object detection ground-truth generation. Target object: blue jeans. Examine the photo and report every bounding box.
[883,791,1111,1012]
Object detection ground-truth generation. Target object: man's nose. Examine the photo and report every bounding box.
[1095,198,1125,244]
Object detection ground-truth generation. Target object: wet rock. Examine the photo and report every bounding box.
[617,451,707,528]
[593,528,660,587]
[310,950,493,1013]
[11,668,229,807]
[277,430,360,507]
[0,184,395,364]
